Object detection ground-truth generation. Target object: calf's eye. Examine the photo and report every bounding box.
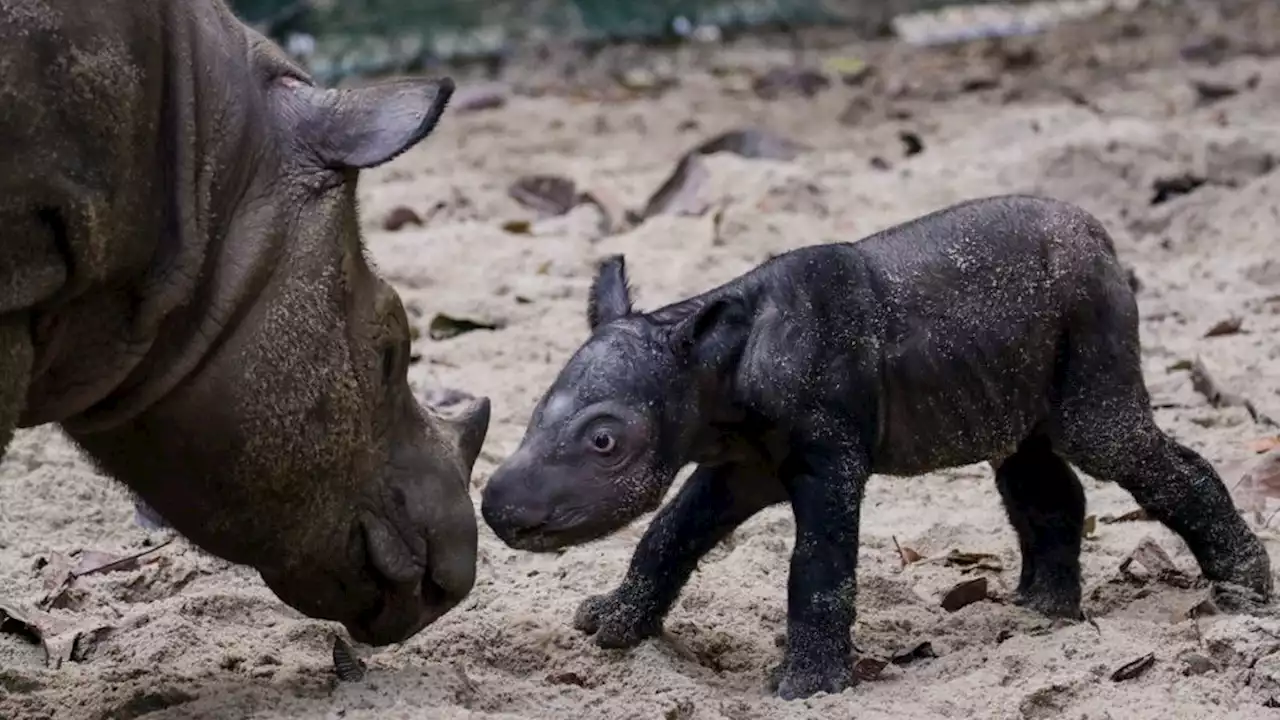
[589,430,616,453]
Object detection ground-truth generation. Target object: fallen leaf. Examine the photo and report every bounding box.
[638,154,712,220]
[332,633,366,682]
[853,656,889,681]
[1191,79,1238,105]
[508,175,581,217]
[899,131,924,157]
[694,128,808,161]
[452,84,508,113]
[1119,537,1191,587]
[751,67,830,100]
[1100,508,1151,524]
[1248,437,1280,454]
[382,206,422,232]
[822,56,871,85]
[1173,591,1220,622]
[1264,697,1280,709]
[940,577,988,612]
[577,188,629,237]
[0,600,109,669]
[501,219,532,235]
[0,602,41,645]
[1082,515,1098,539]
[72,542,171,579]
[1151,173,1206,205]
[892,536,922,567]
[1231,449,1280,515]
[74,550,128,576]
[1109,652,1155,682]
[943,550,1002,570]
[1180,652,1217,676]
[422,387,475,411]
[890,641,937,666]
[428,314,501,341]
[1203,316,1243,338]
[37,553,73,596]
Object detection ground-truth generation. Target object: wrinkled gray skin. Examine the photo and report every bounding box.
[0,0,490,646]
[482,195,1273,699]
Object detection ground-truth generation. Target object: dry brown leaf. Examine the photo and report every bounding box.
[37,553,73,596]
[1230,449,1280,515]
[332,633,367,682]
[1119,537,1193,587]
[940,577,988,612]
[1203,316,1243,337]
[853,656,889,681]
[501,219,532,235]
[1100,508,1151,524]
[1082,515,1098,539]
[1248,436,1280,454]
[1123,537,1178,576]
[1173,591,1220,623]
[508,175,580,217]
[693,128,808,161]
[452,83,508,113]
[0,600,109,669]
[891,536,922,567]
[890,641,937,666]
[638,154,711,220]
[1110,652,1156,682]
[751,67,831,100]
[943,550,1003,572]
[428,314,502,341]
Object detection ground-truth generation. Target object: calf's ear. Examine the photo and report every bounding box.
[670,295,750,369]
[286,76,455,169]
[587,255,633,329]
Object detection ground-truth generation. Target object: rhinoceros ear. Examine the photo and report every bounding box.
[669,295,750,369]
[587,255,633,330]
[290,76,455,169]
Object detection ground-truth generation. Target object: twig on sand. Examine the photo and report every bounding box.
[1188,357,1274,426]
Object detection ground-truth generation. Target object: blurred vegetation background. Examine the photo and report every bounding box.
[231,0,1085,83]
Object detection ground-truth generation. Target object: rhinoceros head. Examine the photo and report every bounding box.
[67,39,490,645]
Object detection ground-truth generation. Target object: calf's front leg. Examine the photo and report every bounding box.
[575,461,786,648]
[769,442,869,700]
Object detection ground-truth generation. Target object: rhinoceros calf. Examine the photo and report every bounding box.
[0,0,490,646]
[481,195,1273,699]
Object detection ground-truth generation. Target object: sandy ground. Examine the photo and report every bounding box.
[5,1,1280,718]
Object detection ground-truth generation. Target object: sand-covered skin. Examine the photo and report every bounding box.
[4,1,1280,718]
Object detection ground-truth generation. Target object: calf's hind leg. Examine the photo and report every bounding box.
[1049,339,1271,600]
[994,433,1085,618]
[575,461,786,648]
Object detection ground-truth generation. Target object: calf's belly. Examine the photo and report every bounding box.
[872,355,1054,476]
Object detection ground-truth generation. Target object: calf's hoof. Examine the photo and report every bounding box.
[572,592,660,649]
[1209,542,1274,603]
[1015,586,1083,621]
[766,654,852,700]
[1210,581,1271,613]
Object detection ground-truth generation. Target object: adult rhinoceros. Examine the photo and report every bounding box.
[0,0,490,646]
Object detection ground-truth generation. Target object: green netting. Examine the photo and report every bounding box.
[231,0,1034,83]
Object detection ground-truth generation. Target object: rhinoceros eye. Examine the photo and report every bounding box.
[589,429,616,454]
